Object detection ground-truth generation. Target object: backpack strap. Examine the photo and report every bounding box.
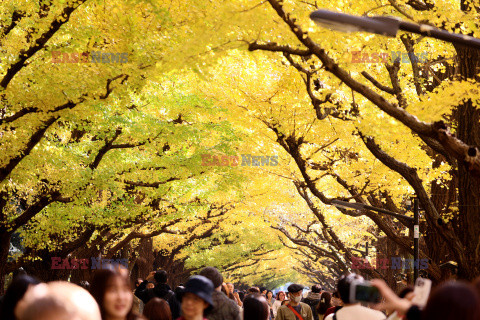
[333,306,342,320]
[287,305,304,320]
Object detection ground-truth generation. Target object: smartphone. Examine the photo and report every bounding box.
[349,280,382,303]
[412,277,432,308]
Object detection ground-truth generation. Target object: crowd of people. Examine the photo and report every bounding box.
[1,265,480,320]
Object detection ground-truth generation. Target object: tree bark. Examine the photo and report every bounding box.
[453,44,480,280]
[0,231,12,294]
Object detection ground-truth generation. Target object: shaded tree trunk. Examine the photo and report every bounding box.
[0,231,11,294]
[453,44,480,280]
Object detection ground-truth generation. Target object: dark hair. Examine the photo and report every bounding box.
[337,273,362,304]
[312,284,322,293]
[332,290,340,298]
[243,293,269,320]
[248,287,260,293]
[266,290,273,299]
[154,270,168,284]
[174,285,185,297]
[422,281,480,320]
[259,287,267,293]
[12,268,27,280]
[143,297,171,320]
[317,291,332,315]
[90,266,142,320]
[199,267,223,288]
[0,274,41,320]
[398,285,414,298]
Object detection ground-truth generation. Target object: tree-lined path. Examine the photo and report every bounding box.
[2,0,480,294]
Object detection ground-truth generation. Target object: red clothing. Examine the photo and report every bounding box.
[323,306,342,318]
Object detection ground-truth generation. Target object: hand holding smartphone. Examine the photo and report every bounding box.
[412,277,432,308]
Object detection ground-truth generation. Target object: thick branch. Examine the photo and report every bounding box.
[0,1,88,89]
[0,116,58,183]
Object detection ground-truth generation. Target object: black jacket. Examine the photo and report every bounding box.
[302,292,322,320]
[135,281,181,318]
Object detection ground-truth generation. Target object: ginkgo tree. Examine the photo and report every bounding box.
[5,0,480,293]
[238,0,480,280]
[197,47,410,282]
[194,0,479,280]
[0,0,255,291]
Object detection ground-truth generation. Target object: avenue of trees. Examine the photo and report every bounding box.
[1,0,480,293]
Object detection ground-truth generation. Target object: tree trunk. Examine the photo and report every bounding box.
[134,238,154,280]
[0,231,12,294]
[454,44,480,280]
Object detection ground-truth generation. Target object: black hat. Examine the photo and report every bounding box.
[288,283,304,293]
[178,275,214,308]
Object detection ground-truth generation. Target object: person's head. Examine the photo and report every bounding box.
[154,270,168,285]
[142,297,171,320]
[276,291,286,301]
[175,285,185,297]
[311,284,322,293]
[146,282,155,289]
[227,282,234,293]
[337,273,363,305]
[90,265,135,320]
[12,267,27,280]
[15,281,101,320]
[198,267,223,289]
[177,275,214,320]
[331,290,343,306]
[135,279,143,288]
[0,274,40,320]
[287,284,304,305]
[260,287,267,295]
[422,281,480,320]
[398,285,414,298]
[248,287,260,294]
[266,290,273,300]
[243,293,269,320]
[316,291,332,315]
